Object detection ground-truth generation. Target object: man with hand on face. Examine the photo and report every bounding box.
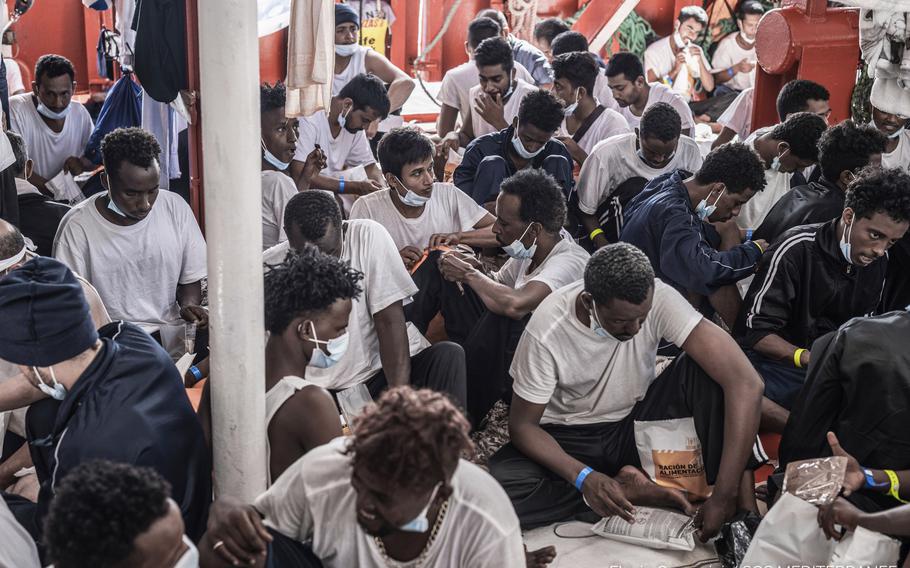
[265,190,468,410]
[606,52,695,136]
[551,51,630,165]
[736,167,910,429]
[576,102,703,249]
[710,1,764,95]
[408,170,589,425]
[489,244,765,541]
[200,387,554,568]
[259,82,326,250]
[439,37,540,153]
[453,89,573,207]
[643,6,714,101]
[350,126,497,270]
[289,73,390,194]
[8,55,94,198]
[620,143,768,326]
[52,128,207,349]
[476,8,553,89]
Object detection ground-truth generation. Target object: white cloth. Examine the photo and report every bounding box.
[263,220,429,390]
[576,133,704,215]
[3,58,24,94]
[736,127,794,229]
[619,83,695,132]
[711,34,756,92]
[0,498,39,568]
[467,79,538,139]
[437,61,535,120]
[53,191,207,332]
[643,36,712,99]
[349,183,488,251]
[511,280,702,425]
[141,95,185,188]
[286,0,334,117]
[332,44,370,96]
[882,128,910,173]
[261,170,298,250]
[717,87,753,138]
[254,437,526,568]
[294,110,376,175]
[558,106,631,155]
[8,94,94,180]
[266,375,318,485]
[493,238,589,293]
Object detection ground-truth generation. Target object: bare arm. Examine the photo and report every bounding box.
[269,386,342,480]
[372,301,411,387]
[365,50,415,113]
[0,444,32,488]
[0,373,45,413]
[711,126,738,149]
[436,104,460,138]
[441,251,553,319]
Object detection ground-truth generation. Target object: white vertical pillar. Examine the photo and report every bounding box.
[198,0,267,501]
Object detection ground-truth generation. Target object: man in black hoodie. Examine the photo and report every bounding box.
[735,167,910,430]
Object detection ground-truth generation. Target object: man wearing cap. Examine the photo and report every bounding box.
[0,257,210,545]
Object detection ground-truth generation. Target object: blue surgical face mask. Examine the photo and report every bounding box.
[511,123,546,160]
[588,298,612,339]
[32,366,66,401]
[304,322,349,369]
[502,222,538,259]
[337,105,351,130]
[335,43,359,57]
[840,220,854,264]
[36,101,70,120]
[393,175,431,207]
[563,88,580,117]
[107,192,141,221]
[695,189,725,221]
[261,140,291,170]
[399,483,441,533]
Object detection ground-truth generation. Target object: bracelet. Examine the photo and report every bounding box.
[589,228,604,241]
[885,470,910,503]
[575,466,593,491]
[793,348,806,368]
[864,468,890,489]
[753,240,764,254]
[189,366,203,381]
[727,67,734,77]
[744,228,754,242]
[339,176,345,194]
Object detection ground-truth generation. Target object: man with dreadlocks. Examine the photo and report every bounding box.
[199,387,556,567]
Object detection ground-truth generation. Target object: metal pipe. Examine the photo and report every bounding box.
[197,0,267,501]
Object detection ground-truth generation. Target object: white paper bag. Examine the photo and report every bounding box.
[46,170,84,204]
[635,417,710,499]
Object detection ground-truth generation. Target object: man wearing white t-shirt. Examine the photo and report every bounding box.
[289,73,389,195]
[489,244,765,541]
[351,127,497,266]
[605,53,695,135]
[577,103,703,248]
[411,170,589,424]
[712,87,753,149]
[436,17,536,139]
[3,57,24,96]
[547,31,620,115]
[551,52,629,165]
[264,190,467,409]
[710,2,764,95]
[8,55,94,197]
[200,388,546,568]
[643,6,714,102]
[736,112,827,230]
[53,128,208,341]
[870,80,910,175]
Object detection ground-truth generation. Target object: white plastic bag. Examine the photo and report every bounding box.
[591,507,696,551]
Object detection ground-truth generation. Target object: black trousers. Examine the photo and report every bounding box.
[365,342,468,411]
[489,355,767,528]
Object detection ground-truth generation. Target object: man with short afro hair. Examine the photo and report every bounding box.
[454,89,574,206]
[736,111,829,229]
[53,127,208,342]
[576,102,702,249]
[490,243,766,539]
[736,167,910,424]
[621,142,767,326]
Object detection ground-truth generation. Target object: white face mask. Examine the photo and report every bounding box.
[888,126,905,139]
[399,483,441,533]
[840,220,854,264]
[563,88,580,117]
[673,31,687,49]
[770,154,783,172]
[502,222,538,259]
[107,192,143,221]
[588,298,613,339]
[32,366,66,401]
[393,175,431,207]
[304,321,349,369]
[173,535,199,568]
[261,139,291,170]
[335,43,359,57]
[695,189,725,221]
[36,101,70,120]
[511,122,546,160]
[337,105,351,130]
[739,30,754,43]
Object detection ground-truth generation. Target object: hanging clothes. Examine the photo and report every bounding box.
[141,93,185,189]
[133,0,187,103]
[286,0,333,117]
[85,73,143,165]
[116,0,138,70]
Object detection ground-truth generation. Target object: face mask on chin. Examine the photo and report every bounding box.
[501,222,538,259]
[840,219,855,264]
[36,101,70,120]
[695,188,725,222]
[261,139,291,170]
[398,483,442,533]
[335,43,359,57]
[32,366,66,400]
[393,175,431,207]
[303,321,349,369]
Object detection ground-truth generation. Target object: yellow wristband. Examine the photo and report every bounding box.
[589,228,604,241]
[753,240,764,254]
[885,470,910,503]
[793,348,806,368]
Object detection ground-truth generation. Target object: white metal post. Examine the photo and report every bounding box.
[198,0,268,501]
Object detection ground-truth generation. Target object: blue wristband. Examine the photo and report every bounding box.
[339,177,345,194]
[189,365,203,381]
[745,228,754,242]
[574,466,593,491]
[864,468,889,489]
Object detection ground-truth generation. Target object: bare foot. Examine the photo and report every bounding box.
[524,545,556,568]
[615,466,697,516]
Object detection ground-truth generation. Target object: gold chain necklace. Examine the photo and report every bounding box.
[373,497,450,568]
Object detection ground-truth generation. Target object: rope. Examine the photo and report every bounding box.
[852,60,873,124]
[412,0,465,107]
[611,11,655,59]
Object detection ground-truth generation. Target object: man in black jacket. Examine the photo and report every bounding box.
[735,167,910,429]
[755,121,886,244]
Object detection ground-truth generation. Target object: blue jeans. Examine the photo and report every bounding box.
[747,350,807,410]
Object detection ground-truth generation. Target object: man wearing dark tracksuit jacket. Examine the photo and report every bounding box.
[621,143,768,326]
[735,167,910,427]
